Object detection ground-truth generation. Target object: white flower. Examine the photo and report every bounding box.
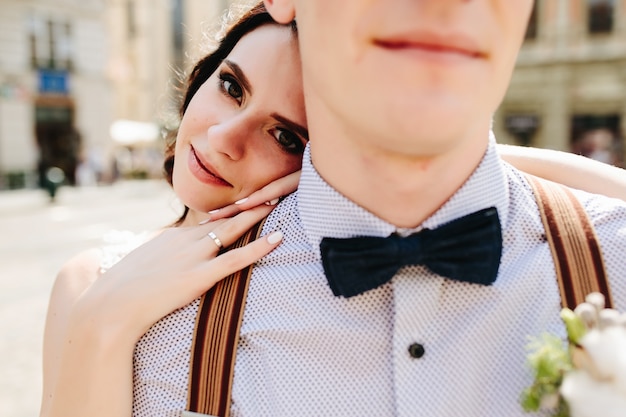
[560,326,626,417]
[581,326,626,392]
[561,370,626,417]
[522,294,626,417]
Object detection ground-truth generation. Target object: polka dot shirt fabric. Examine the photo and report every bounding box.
[107,139,626,417]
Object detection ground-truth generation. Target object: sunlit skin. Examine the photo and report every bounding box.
[282,0,533,154]
[265,0,535,227]
[172,24,307,227]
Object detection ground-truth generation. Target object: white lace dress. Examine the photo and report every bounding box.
[99,230,197,417]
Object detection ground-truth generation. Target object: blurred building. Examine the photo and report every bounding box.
[0,0,245,189]
[105,0,174,181]
[109,0,242,128]
[495,0,626,167]
[0,0,113,189]
[105,0,254,180]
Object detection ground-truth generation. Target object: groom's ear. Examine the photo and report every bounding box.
[263,0,296,24]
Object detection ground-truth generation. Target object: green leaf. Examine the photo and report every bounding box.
[560,308,586,344]
[521,334,573,416]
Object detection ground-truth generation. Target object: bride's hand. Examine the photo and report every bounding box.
[208,170,301,221]
[70,203,280,342]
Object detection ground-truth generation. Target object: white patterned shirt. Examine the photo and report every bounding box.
[130,138,626,417]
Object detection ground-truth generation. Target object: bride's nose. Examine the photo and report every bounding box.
[206,115,254,161]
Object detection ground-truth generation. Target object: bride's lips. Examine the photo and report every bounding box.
[188,146,232,187]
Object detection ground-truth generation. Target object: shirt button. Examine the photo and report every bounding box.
[408,343,425,359]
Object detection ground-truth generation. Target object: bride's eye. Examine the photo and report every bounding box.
[272,128,306,155]
[218,72,243,104]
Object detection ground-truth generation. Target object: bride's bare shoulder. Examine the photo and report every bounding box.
[53,248,103,300]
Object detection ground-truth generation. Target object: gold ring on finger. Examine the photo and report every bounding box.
[207,231,223,250]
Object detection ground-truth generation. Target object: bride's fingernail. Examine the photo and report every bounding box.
[264,198,280,206]
[235,198,248,205]
[199,218,211,225]
[208,209,220,214]
[266,231,283,244]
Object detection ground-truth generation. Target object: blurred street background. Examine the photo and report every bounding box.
[0,180,179,417]
[1,0,626,416]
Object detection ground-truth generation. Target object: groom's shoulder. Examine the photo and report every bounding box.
[262,191,303,236]
[574,187,626,237]
[572,188,626,309]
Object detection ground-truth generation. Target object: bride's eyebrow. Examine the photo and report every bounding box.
[271,113,309,140]
[223,59,252,95]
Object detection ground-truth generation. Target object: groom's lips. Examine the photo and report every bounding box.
[373,30,486,62]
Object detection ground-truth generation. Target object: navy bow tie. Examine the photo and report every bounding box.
[320,207,502,298]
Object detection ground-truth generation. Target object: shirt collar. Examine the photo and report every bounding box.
[298,134,510,257]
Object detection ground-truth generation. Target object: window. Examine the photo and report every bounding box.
[28,14,73,70]
[57,23,73,71]
[127,0,137,38]
[171,0,184,66]
[524,1,539,40]
[588,0,615,34]
[29,15,48,68]
[571,115,623,167]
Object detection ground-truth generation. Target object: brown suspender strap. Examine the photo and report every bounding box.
[186,219,266,417]
[525,174,613,309]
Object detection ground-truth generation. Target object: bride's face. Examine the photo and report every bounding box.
[173,24,307,215]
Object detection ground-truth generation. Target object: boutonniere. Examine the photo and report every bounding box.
[521,293,626,417]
